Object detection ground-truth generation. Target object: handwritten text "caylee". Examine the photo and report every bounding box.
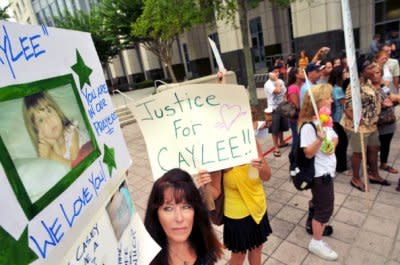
[0,24,48,79]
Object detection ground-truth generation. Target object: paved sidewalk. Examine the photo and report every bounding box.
[118,89,400,265]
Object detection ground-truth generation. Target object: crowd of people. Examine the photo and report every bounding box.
[268,43,400,186]
[260,42,400,260]
[264,42,400,261]
[142,41,400,265]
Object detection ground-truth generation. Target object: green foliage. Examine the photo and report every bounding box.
[132,0,206,82]
[132,0,203,42]
[209,0,300,105]
[0,4,10,20]
[270,0,295,8]
[54,9,117,64]
[98,0,144,50]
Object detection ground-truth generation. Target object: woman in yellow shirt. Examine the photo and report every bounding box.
[298,50,309,70]
[197,139,271,265]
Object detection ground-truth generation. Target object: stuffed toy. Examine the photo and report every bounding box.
[319,106,333,128]
[316,106,334,154]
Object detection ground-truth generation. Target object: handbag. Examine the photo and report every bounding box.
[378,107,396,126]
[209,172,224,226]
[276,101,298,119]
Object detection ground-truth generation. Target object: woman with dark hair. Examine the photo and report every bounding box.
[342,59,383,191]
[287,67,304,154]
[328,66,348,173]
[333,57,341,67]
[145,168,223,265]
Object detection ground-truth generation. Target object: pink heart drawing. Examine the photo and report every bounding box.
[218,104,246,130]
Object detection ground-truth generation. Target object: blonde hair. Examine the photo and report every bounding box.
[375,50,387,62]
[298,83,333,128]
[22,91,71,155]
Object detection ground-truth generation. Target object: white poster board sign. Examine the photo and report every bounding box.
[0,21,158,265]
[62,182,160,265]
[208,37,225,72]
[341,0,362,132]
[132,84,258,179]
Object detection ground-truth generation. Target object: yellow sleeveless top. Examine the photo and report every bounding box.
[223,164,267,224]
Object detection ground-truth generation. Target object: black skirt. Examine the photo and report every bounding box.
[223,211,272,253]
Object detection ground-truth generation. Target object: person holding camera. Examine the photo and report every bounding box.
[264,66,289,157]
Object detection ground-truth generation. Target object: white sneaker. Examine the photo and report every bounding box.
[308,239,338,261]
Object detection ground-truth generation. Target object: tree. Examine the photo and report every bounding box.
[212,0,296,105]
[0,4,10,20]
[98,0,144,86]
[54,9,117,64]
[98,0,144,51]
[132,0,205,83]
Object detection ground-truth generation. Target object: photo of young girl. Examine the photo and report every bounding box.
[0,81,97,205]
[23,91,93,168]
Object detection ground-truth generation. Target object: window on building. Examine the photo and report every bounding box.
[89,0,96,8]
[208,32,220,70]
[16,3,22,16]
[182,43,192,73]
[65,0,74,14]
[36,11,43,24]
[249,17,265,69]
[44,6,53,26]
[375,0,400,39]
[71,0,78,12]
[56,0,67,15]
[50,2,59,18]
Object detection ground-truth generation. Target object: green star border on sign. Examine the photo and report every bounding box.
[0,226,38,265]
[103,144,117,176]
[71,49,93,90]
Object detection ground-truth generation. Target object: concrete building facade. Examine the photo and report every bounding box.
[10,0,37,24]
[7,0,400,87]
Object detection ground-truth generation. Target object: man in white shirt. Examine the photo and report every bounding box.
[264,66,288,157]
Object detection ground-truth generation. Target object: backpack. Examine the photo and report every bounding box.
[289,122,316,190]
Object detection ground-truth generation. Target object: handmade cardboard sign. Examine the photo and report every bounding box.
[62,181,160,265]
[0,21,159,264]
[132,84,258,179]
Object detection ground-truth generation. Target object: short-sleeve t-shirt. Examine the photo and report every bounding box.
[287,84,301,104]
[264,79,287,110]
[332,84,345,123]
[300,123,337,178]
[341,81,381,133]
[300,81,312,107]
